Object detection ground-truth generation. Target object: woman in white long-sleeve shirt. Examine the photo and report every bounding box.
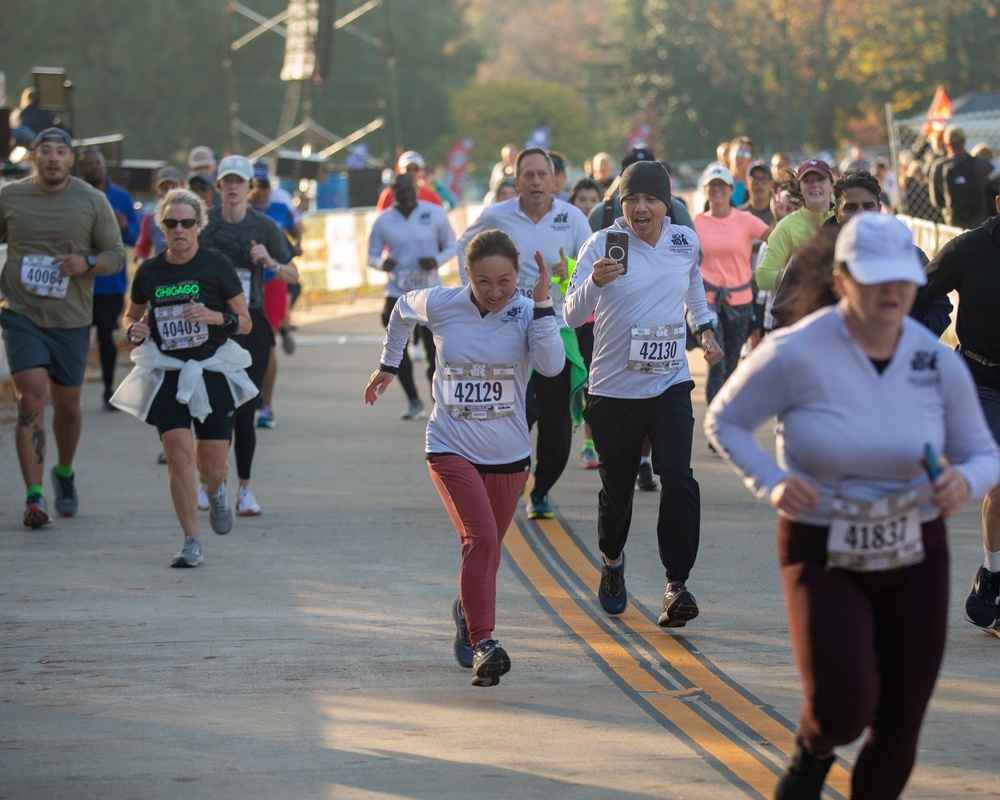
[365,229,564,687]
[705,213,999,800]
[564,160,723,629]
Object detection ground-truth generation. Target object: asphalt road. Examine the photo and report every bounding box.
[2,298,998,800]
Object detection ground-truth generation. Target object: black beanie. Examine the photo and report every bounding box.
[618,161,671,206]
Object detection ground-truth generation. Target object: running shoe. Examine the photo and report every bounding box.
[659,581,699,628]
[401,398,425,420]
[526,492,554,520]
[636,461,657,491]
[774,733,835,800]
[580,446,599,470]
[452,597,474,668]
[964,565,1000,629]
[237,485,262,516]
[170,536,204,568]
[471,638,511,687]
[24,493,53,529]
[157,451,168,465]
[103,389,118,412]
[280,326,296,355]
[197,486,209,511]
[598,554,628,615]
[256,405,276,429]
[50,467,79,517]
[207,484,234,535]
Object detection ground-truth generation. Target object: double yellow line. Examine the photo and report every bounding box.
[504,514,853,799]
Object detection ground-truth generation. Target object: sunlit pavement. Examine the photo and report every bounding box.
[2,298,997,799]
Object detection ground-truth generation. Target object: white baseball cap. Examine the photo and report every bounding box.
[217,155,253,182]
[397,150,426,170]
[700,163,735,188]
[834,213,927,286]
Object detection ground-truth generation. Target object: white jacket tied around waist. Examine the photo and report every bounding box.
[110,339,259,422]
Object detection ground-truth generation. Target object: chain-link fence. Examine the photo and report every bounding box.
[888,104,1000,226]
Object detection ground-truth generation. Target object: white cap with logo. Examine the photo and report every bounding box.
[217,155,253,182]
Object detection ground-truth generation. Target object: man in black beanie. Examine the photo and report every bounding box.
[564,159,722,628]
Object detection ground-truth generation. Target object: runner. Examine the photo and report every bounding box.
[113,188,255,567]
[564,160,723,625]
[457,147,591,519]
[0,128,125,527]
[755,159,835,292]
[198,155,298,517]
[365,230,564,686]
[705,213,999,799]
[367,172,457,420]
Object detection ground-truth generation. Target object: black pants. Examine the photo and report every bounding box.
[778,517,948,800]
[231,308,273,481]
[525,361,573,499]
[382,297,435,400]
[92,293,124,392]
[584,381,700,581]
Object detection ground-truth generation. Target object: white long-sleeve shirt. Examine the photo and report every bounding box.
[379,286,565,466]
[367,201,457,298]
[563,218,715,398]
[704,305,1000,525]
[456,195,592,327]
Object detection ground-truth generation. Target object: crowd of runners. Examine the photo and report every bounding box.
[3,123,1000,799]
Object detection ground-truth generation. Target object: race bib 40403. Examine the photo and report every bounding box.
[826,488,924,572]
[441,362,516,420]
[21,254,69,299]
[627,322,685,375]
[154,304,209,352]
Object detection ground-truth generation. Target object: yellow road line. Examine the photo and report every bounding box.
[506,516,853,798]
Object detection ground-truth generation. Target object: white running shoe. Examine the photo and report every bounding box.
[237,485,262,516]
[197,486,209,511]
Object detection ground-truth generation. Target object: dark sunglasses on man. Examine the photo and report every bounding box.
[163,218,198,229]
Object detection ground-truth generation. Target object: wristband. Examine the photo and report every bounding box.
[126,324,145,345]
[221,311,240,333]
[696,321,715,335]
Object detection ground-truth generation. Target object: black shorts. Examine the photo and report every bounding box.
[92,293,125,331]
[976,385,1000,447]
[0,308,89,387]
[147,369,237,440]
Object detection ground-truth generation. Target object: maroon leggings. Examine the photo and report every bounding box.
[427,455,528,645]
[777,517,948,800]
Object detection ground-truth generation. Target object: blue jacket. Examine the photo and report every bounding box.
[94,179,139,296]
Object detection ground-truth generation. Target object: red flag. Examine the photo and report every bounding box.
[921,86,953,135]
[443,138,473,200]
[625,124,650,153]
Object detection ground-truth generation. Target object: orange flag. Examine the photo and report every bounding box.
[921,86,953,135]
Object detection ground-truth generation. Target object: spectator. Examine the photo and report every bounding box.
[929,126,993,229]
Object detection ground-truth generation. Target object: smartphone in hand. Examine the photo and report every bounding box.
[605,231,629,275]
[922,443,941,481]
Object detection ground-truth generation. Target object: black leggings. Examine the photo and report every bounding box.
[525,360,573,499]
[92,293,124,392]
[381,297,435,400]
[231,309,273,481]
[778,517,949,800]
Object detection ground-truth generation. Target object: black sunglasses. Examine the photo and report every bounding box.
[163,218,198,229]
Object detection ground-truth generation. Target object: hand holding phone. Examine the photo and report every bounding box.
[604,231,629,275]
[922,443,941,482]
